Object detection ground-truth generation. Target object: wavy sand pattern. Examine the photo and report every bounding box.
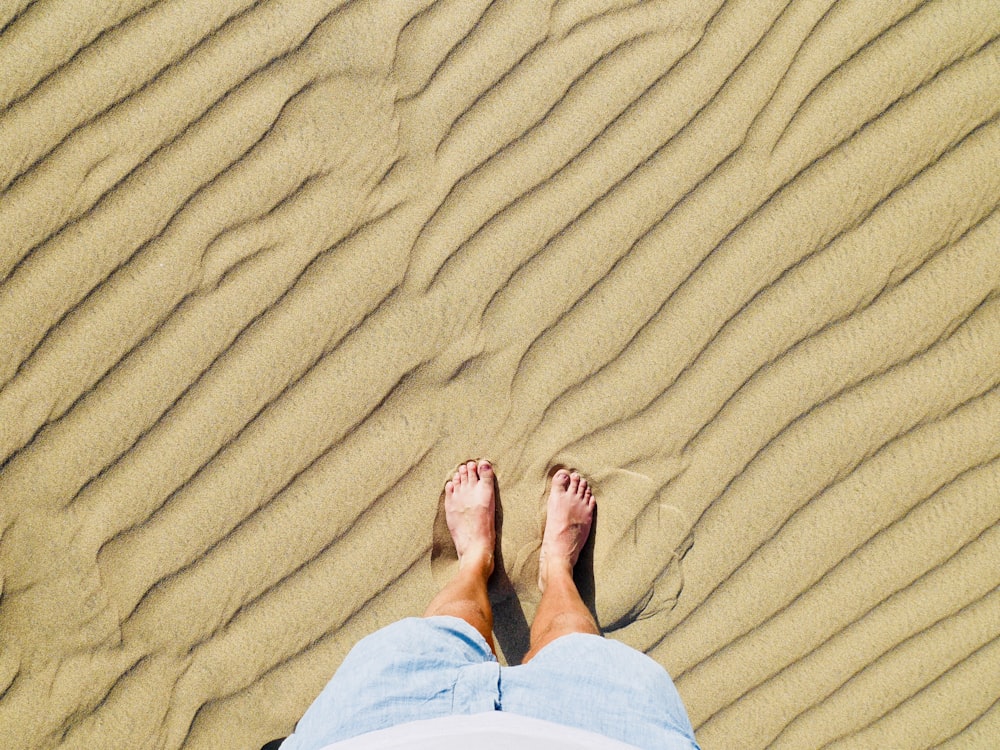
[2,1,999,748]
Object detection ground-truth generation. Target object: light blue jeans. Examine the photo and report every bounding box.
[281,616,700,750]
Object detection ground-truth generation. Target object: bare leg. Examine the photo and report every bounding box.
[424,459,497,654]
[523,470,599,663]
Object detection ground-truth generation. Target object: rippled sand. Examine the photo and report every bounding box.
[2,1,999,748]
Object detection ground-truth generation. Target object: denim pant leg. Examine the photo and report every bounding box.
[281,617,500,750]
[498,633,700,750]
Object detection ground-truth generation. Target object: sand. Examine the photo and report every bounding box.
[1,1,999,748]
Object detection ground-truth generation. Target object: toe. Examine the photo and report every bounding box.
[467,459,479,481]
[569,472,580,493]
[553,469,570,489]
[458,463,469,484]
[478,459,493,481]
[445,480,455,497]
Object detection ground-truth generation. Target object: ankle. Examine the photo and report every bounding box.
[459,549,494,578]
[539,556,574,590]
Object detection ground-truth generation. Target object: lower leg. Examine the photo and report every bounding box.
[524,563,599,662]
[423,460,497,654]
[523,470,599,663]
[424,555,495,653]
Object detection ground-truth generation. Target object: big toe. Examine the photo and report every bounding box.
[552,468,571,490]
[478,459,493,481]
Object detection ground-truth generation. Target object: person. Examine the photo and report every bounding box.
[275,460,700,750]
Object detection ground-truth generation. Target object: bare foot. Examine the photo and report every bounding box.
[538,469,595,591]
[444,460,495,575]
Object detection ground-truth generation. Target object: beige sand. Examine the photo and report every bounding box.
[2,1,999,748]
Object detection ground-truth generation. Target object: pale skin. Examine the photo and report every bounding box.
[423,459,599,661]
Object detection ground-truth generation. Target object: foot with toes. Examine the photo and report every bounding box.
[538,469,595,591]
[444,460,496,576]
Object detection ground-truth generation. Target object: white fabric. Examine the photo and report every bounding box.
[318,712,645,750]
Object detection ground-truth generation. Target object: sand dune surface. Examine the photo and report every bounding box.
[2,1,999,748]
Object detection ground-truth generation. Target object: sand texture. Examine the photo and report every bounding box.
[2,0,1000,748]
